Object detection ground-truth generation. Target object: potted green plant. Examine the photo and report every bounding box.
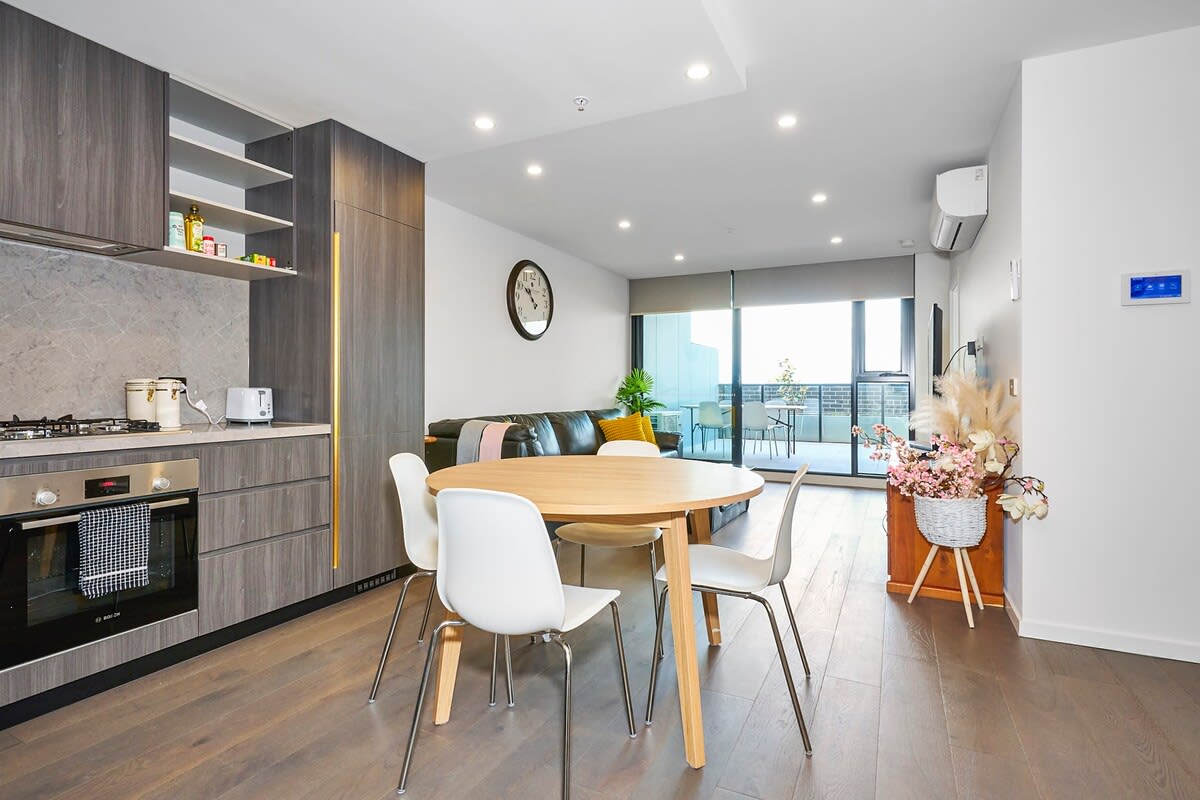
[615,368,666,417]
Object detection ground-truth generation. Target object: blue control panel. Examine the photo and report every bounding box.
[1130,274,1182,299]
[1121,270,1191,306]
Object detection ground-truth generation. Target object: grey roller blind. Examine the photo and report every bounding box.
[629,270,731,315]
[734,255,914,307]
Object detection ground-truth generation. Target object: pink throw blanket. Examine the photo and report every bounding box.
[478,421,512,462]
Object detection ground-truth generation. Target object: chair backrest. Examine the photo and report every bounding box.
[742,401,769,429]
[435,488,566,635]
[597,439,660,457]
[389,453,438,571]
[768,465,810,585]
[698,401,724,426]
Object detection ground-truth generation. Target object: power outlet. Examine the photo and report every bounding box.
[1009,378,1019,397]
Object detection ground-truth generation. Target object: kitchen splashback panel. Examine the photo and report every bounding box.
[0,240,248,421]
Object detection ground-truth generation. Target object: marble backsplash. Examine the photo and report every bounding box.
[0,240,248,421]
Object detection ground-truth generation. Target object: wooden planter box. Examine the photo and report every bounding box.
[886,484,1006,607]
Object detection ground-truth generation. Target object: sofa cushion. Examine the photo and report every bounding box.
[510,413,559,457]
[598,414,652,444]
[638,414,656,443]
[543,410,599,455]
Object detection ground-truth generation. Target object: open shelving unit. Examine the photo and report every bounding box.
[123,78,297,282]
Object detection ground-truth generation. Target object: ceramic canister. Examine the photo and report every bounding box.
[152,379,183,430]
[125,379,157,422]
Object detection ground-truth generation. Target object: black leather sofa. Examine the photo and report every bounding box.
[425,407,681,471]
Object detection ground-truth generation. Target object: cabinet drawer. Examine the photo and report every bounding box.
[200,480,330,553]
[200,436,330,493]
[199,528,331,634]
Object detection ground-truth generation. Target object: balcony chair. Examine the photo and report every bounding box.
[694,400,729,451]
[645,465,814,755]
[368,453,513,707]
[397,488,638,799]
[742,401,787,458]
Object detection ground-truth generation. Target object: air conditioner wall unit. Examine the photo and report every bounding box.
[930,165,988,252]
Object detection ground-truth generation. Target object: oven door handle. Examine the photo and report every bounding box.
[17,497,192,531]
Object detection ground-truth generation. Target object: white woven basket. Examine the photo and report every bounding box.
[913,495,987,548]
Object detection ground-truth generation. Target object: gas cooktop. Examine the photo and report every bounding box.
[0,415,161,441]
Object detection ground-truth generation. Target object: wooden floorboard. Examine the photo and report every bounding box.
[1,483,1198,800]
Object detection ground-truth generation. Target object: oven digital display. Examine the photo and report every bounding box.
[84,475,130,498]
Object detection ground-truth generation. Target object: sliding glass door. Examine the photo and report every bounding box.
[637,298,913,478]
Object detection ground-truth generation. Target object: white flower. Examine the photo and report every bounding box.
[1031,500,1049,519]
[969,429,1005,467]
[997,493,1026,519]
[984,459,1005,474]
[968,430,996,453]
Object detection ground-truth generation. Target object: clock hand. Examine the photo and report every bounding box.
[524,285,538,309]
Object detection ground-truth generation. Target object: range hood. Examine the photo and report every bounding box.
[0,220,146,256]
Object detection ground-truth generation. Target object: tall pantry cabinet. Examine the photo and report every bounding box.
[247,121,424,587]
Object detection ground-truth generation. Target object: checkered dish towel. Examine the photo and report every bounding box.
[78,503,151,599]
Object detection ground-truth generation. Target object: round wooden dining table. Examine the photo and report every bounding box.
[426,455,765,769]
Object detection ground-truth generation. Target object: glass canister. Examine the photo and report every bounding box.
[125,379,157,422]
[152,379,183,430]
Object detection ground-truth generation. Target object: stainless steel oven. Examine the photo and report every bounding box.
[0,460,199,670]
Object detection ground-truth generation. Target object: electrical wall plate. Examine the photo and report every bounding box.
[1009,258,1021,301]
[1120,270,1191,306]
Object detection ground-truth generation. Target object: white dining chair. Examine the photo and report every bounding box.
[644,466,814,755]
[555,439,663,609]
[695,400,728,451]
[742,401,786,458]
[397,488,637,799]
[368,453,513,707]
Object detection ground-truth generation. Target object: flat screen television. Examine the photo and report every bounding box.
[927,303,944,396]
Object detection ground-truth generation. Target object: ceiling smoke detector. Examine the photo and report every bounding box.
[573,96,590,112]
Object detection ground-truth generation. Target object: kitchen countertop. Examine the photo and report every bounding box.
[0,422,331,460]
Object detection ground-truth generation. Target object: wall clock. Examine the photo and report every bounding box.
[506,259,554,340]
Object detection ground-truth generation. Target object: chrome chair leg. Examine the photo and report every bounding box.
[489,634,500,707]
[645,586,670,725]
[647,544,665,660]
[579,545,586,585]
[369,570,433,703]
[548,634,574,800]
[608,602,637,738]
[749,593,812,755]
[777,582,811,677]
[397,619,465,795]
[417,576,437,644]
[504,635,515,707]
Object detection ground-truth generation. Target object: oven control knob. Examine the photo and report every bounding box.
[34,490,58,506]
[152,477,172,491]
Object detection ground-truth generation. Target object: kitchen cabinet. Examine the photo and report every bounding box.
[0,2,165,252]
[248,120,425,589]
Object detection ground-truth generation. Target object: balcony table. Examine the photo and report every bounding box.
[426,455,765,768]
[680,402,806,456]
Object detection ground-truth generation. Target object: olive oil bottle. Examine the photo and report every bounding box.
[184,204,204,252]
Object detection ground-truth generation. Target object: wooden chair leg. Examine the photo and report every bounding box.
[953,548,975,628]
[961,548,985,611]
[908,544,939,603]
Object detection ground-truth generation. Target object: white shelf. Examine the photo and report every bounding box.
[169,79,291,144]
[169,193,292,236]
[169,134,292,189]
[123,247,297,281]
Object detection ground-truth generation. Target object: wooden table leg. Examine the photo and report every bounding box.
[663,512,707,768]
[432,610,463,725]
[690,508,722,646]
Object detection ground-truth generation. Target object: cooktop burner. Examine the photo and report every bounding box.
[0,415,161,441]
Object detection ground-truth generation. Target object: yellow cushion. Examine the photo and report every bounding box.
[639,414,655,443]
[598,414,652,443]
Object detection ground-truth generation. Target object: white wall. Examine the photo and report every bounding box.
[424,197,630,423]
[1020,26,1200,660]
[949,76,1026,614]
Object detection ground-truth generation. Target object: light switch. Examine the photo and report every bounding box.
[1009,378,1019,397]
[1009,259,1022,301]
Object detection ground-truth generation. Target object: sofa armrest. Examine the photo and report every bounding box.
[654,431,682,458]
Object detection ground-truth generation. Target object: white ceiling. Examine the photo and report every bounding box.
[15,1,1200,278]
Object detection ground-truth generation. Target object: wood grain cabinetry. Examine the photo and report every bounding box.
[0,2,165,251]
[249,120,425,589]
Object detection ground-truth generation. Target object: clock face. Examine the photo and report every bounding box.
[506,260,554,340]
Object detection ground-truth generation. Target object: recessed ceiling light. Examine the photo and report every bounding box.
[777,114,798,129]
[526,163,543,176]
[811,193,827,204]
[830,236,843,245]
[473,116,495,130]
[686,63,711,80]
[618,219,632,230]
[674,253,685,262]
[899,239,916,248]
